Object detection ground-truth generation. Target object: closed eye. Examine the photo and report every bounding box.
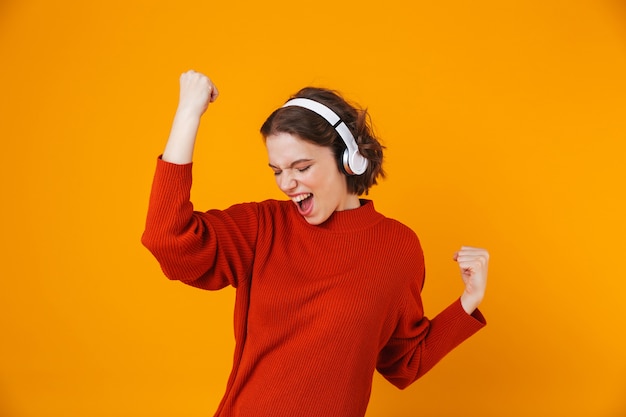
[272,166,308,176]
[268,159,314,175]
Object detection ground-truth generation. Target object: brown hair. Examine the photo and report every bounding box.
[260,87,385,196]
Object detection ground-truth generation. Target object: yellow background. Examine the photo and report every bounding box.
[1,1,625,416]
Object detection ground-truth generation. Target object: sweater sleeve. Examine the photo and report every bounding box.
[376,277,486,389]
[141,157,258,290]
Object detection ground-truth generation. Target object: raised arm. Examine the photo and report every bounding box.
[162,70,219,164]
[142,71,255,290]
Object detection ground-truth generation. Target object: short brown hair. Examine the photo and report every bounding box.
[260,87,385,196]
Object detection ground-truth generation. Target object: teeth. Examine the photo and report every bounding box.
[292,193,311,204]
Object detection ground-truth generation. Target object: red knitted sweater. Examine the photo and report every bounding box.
[142,158,486,417]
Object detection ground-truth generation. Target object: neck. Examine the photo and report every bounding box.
[338,194,361,211]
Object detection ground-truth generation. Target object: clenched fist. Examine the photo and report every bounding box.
[177,70,219,118]
[453,246,489,314]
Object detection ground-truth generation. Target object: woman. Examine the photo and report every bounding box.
[142,70,489,417]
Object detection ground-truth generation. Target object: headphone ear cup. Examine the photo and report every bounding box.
[348,151,368,175]
[341,149,352,175]
[339,148,368,176]
[335,148,349,175]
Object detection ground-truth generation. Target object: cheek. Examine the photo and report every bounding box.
[305,170,327,191]
[318,173,344,198]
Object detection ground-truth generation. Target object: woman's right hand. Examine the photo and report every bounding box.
[177,70,219,118]
[162,71,219,165]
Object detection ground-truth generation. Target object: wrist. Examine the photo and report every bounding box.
[174,105,204,123]
[460,293,483,315]
[176,99,208,120]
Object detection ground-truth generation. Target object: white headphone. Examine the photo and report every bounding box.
[282,98,369,175]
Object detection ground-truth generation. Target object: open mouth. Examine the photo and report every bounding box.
[292,193,313,214]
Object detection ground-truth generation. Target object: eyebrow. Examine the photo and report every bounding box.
[268,159,314,170]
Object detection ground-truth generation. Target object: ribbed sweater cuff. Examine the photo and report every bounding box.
[435,298,487,335]
[152,155,193,191]
[156,154,193,171]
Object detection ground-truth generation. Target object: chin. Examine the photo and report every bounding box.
[303,213,329,226]
[304,217,323,226]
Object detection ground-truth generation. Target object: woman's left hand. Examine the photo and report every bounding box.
[453,246,489,314]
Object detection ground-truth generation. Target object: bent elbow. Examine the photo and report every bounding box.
[141,230,187,279]
[377,360,423,390]
[386,374,418,390]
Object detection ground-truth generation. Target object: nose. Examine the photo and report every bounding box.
[278,170,297,192]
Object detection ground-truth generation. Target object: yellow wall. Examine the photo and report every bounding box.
[1,1,625,416]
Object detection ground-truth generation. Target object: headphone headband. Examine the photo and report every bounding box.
[282,98,368,175]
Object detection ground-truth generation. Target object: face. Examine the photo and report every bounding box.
[266,132,360,225]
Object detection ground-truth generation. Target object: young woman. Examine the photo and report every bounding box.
[142,70,489,417]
